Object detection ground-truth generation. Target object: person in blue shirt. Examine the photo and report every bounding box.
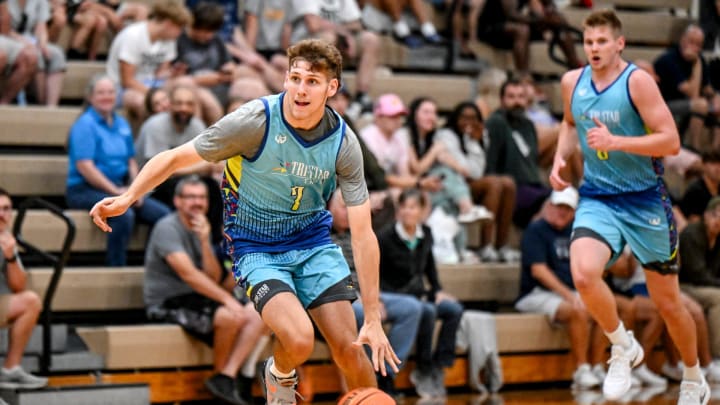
[89,39,399,404]
[66,74,171,266]
[549,9,709,404]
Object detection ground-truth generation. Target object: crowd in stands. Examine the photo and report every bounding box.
[4,0,720,403]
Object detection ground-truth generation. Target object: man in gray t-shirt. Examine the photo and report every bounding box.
[144,176,266,405]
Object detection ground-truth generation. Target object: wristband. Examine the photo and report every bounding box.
[4,254,16,263]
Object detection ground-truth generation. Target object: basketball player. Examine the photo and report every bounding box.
[90,38,400,405]
[549,9,709,405]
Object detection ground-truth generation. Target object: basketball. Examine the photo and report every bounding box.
[337,387,396,405]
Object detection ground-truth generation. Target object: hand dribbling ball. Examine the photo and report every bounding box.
[337,387,396,404]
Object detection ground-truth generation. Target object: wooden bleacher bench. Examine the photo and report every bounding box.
[0,105,80,148]
[0,156,67,197]
[12,210,148,253]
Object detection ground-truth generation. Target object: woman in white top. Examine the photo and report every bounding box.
[436,101,519,262]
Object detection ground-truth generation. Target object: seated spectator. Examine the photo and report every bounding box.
[403,97,492,226]
[7,0,66,105]
[106,0,191,123]
[144,87,170,115]
[475,0,530,76]
[680,150,720,223]
[679,196,720,367]
[485,78,551,227]
[608,247,720,385]
[65,0,111,60]
[47,0,67,43]
[359,93,443,195]
[515,187,606,389]
[447,0,485,59]
[135,85,224,243]
[175,2,253,120]
[522,0,582,68]
[0,188,47,390]
[654,24,720,152]
[144,176,267,405]
[700,0,720,52]
[328,190,421,399]
[0,1,37,104]
[361,0,443,48]
[238,0,289,93]
[436,101,519,262]
[289,0,380,115]
[66,74,171,266]
[377,188,464,400]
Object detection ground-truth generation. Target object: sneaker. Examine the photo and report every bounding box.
[633,364,668,387]
[423,33,444,45]
[461,249,481,264]
[679,379,711,405]
[431,367,447,398]
[603,331,644,400]
[410,368,435,399]
[592,364,607,382]
[479,245,500,262]
[457,205,494,224]
[0,366,48,389]
[704,361,720,383]
[573,364,601,389]
[205,373,248,405]
[498,245,521,262]
[261,357,299,405]
[662,361,684,382]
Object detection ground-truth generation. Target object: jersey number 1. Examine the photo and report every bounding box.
[291,186,305,211]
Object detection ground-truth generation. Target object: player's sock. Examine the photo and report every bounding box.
[684,362,704,383]
[270,362,295,378]
[605,323,631,349]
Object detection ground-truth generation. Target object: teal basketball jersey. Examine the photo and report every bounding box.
[221,93,344,255]
[571,64,664,196]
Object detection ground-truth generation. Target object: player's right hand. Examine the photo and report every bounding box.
[549,157,570,191]
[89,195,133,232]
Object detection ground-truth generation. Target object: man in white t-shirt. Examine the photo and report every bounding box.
[106,0,191,121]
[289,0,380,115]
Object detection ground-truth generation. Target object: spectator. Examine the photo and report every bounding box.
[403,97,492,226]
[436,101,519,262]
[66,74,171,266]
[135,85,224,244]
[359,93,443,194]
[328,189,422,399]
[447,0,485,59]
[377,188,464,400]
[289,0,380,115]
[66,0,111,60]
[144,176,267,405]
[515,187,606,389]
[700,0,720,52]
[0,188,47,390]
[106,0,191,122]
[679,196,720,366]
[47,0,66,43]
[239,0,288,92]
[362,0,442,48]
[476,0,530,76]
[522,0,582,68]
[7,0,66,105]
[680,149,720,223]
[144,87,170,115]
[485,78,551,227]
[175,2,250,119]
[0,0,37,104]
[654,24,720,152]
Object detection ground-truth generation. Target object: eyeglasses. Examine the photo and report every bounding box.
[178,194,207,200]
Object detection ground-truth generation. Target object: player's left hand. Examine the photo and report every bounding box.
[587,117,616,151]
[354,319,401,376]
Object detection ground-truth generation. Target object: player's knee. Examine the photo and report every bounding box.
[282,330,315,361]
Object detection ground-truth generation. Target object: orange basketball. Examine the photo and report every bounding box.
[337,387,396,405]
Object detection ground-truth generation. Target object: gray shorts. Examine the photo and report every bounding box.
[514,286,574,320]
[35,42,66,73]
[0,35,24,71]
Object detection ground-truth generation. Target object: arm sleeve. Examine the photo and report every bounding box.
[68,118,97,161]
[337,128,370,207]
[193,99,267,162]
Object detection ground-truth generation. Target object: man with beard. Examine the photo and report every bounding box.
[135,85,225,243]
[485,78,551,227]
[144,176,267,405]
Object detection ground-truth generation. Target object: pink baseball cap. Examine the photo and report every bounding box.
[374,93,408,116]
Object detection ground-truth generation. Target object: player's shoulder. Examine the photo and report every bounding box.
[561,67,585,87]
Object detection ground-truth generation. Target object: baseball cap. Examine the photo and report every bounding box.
[374,93,407,116]
[549,187,579,209]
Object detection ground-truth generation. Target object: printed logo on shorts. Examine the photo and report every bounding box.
[648,217,661,226]
[252,282,271,306]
